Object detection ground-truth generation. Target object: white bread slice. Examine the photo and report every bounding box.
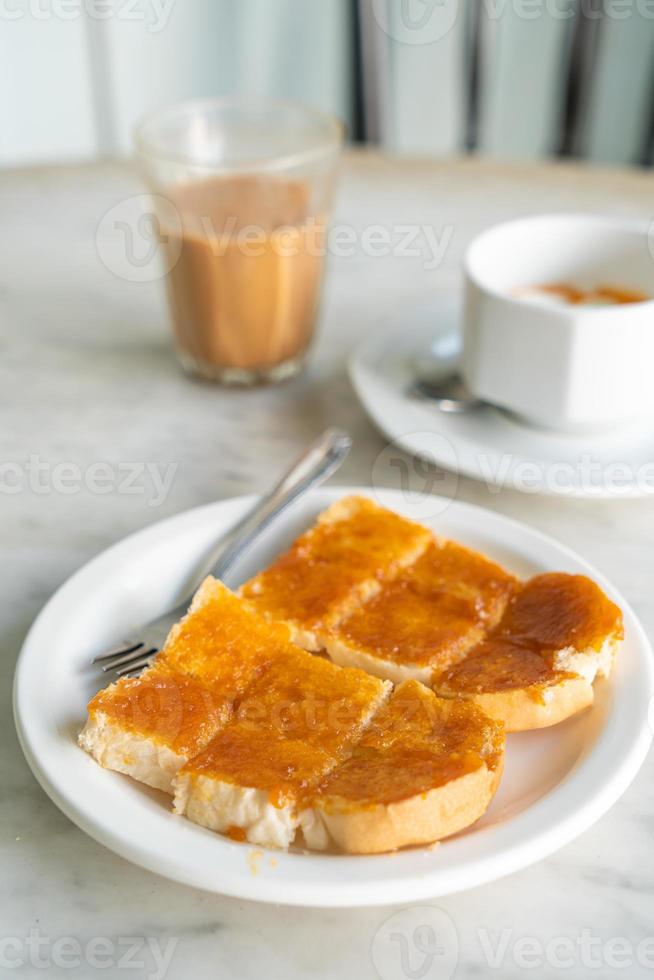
[177,778,301,849]
[173,739,334,849]
[173,648,391,848]
[79,721,183,793]
[78,666,229,792]
[303,681,505,854]
[240,495,432,650]
[158,576,296,689]
[434,573,623,732]
[80,577,297,791]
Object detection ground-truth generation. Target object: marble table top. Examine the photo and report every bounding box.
[2,152,653,979]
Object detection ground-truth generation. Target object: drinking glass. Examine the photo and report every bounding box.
[136,97,343,384]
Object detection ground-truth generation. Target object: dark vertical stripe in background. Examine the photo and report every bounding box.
[352,0,365,142]
[356,0,392,146]
[558,0,604,157]
[353,0,652,162]
[639,50,654,166]
[464,0,483,154]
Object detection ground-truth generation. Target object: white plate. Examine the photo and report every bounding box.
[349,298,654,498]
[14,488,653,907]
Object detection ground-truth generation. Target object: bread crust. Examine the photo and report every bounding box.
[434,675,594,732]
[324,634,434,685]
[314,759,503,854]
[434,634,620,732]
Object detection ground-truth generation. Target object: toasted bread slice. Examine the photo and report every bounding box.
[80,577,296,791]
[173,649,391,848]
[78,665,230,792]
[434,573,623,731]
[240,496,432,650]
[323,540,517,684]
[303,681,504,854]
[159,576,295,693]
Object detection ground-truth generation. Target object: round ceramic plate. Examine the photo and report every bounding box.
[349,297,654,499]
[14,488,653,907]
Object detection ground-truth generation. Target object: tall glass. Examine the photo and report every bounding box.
[136,98,343,384]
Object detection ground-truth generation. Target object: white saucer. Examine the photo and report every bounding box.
[349,298,654,498]
[13,488,653,906]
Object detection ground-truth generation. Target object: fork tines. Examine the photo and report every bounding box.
[94,643,157,675]
[114,649,158,676]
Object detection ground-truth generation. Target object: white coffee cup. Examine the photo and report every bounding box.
[461,214,654,431]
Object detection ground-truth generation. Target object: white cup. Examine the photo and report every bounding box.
[461,214,654,431]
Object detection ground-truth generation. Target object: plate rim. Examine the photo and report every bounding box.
[348,305,654,500]
[13,488,654,907]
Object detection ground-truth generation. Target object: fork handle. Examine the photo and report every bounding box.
[194,428,352,589]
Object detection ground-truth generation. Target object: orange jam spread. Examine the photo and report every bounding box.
[181,726,335,805]
[158,578,295,696]
[180,649,387,802]
[436,573,622,694]
[329,540,517,668]
[437,638,567,694]
[240,496,431,632]
[496,573,623,653]
[87,665,229,756]
[314,681,504,807]
[235,649,386,750]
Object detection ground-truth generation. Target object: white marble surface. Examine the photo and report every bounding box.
[3,153,654,979]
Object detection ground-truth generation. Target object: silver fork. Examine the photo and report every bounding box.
[93,428,352,677]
